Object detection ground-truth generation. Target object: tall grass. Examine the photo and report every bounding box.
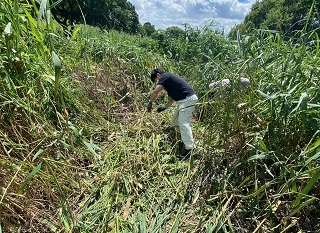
[1,0,109,232]
[193,28,320,231]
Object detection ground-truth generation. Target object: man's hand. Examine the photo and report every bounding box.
[147,101,152,112]
[157,106,167,113]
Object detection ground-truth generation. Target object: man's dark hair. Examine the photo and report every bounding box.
[150,68,165,82]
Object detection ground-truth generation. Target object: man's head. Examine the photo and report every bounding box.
[150,68,165,83]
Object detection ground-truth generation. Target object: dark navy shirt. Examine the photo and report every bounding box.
[157,72,195,101]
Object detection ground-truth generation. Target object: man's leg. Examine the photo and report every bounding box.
[171,105,179,128]
[177,95,198,150]
[178,105,196,150]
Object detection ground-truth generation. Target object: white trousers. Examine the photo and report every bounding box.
[171,94,198,150]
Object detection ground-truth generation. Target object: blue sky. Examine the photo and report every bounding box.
[128,0,258,34]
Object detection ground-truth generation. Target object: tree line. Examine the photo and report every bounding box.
[45,0,319,41]
[228,0,320,40]
[49,0,139,33]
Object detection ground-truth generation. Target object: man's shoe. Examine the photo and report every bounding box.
[177,149,192,160]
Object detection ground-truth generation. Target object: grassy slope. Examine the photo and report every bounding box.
[1,4,320,233]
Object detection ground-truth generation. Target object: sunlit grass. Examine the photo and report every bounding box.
[0,0,320,232]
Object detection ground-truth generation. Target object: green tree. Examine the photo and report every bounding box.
[50,0,139,33]
[282,0,320,34]
[50,0,82,26]
[140,22,156,36]
[229,0,283,38]
[245,0,282,28]
[229,0,319,39]
[164,26,185,39]
[103,0,139,33]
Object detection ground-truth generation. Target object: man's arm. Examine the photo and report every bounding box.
[157,96,175,113]
[165,97,175,108]
[149,85,163,102]
[147,85,163,112]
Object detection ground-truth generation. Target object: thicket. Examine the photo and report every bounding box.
[1,0,319,232]
[229,0,320,41]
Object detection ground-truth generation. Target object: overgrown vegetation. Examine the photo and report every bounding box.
[229,0,320,40]
[1,0,319,232]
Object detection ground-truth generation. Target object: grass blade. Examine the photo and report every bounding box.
[293,169,320,207]
[18,161,45,194]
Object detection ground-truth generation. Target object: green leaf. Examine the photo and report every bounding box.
[60,197,71,231]
[83,140,101,157]
[50,0,63,9]
[287,83,300,94]
[52,51,61,79]
[37,0,48,24]
[293,169,320,207]
[290,92,308,115]
[239,173,254,187]
[307,137,320,153]
[307,103,320,108]
[259,139,269,152]
[302,0,316,32]
[45,9,51,25]
[247,153,272,162]
[303,151,320,168]
[161,154,171,162]
[32,149,45,161]
[24,9,44,43]
[139,213,147,233]
[42,219,58,232]
[71,27,81,41]
[18,161,45,194]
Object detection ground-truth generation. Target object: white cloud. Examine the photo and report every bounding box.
[128,0,258,34]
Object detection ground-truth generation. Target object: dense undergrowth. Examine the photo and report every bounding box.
[1,0,320,232]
